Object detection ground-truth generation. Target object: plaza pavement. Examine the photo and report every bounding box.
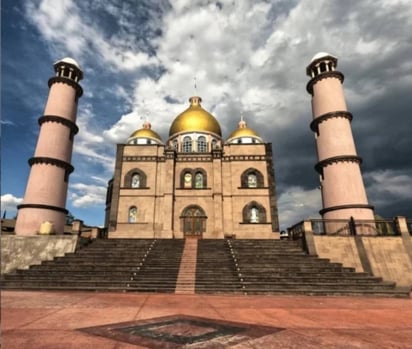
[1,290,412,348]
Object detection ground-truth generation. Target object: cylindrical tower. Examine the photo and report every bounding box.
[15,57,83,235]
[306,52,374,223]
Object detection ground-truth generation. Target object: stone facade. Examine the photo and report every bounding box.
[105,98,279,239]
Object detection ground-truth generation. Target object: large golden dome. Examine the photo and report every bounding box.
[169,96,222,137]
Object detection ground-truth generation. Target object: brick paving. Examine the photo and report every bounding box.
[1,290,412,348]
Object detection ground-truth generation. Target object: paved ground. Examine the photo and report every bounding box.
[1,290,412,348]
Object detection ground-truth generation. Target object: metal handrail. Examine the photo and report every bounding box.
[288,218,403,237]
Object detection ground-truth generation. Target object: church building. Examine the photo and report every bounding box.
[105,96,279,239]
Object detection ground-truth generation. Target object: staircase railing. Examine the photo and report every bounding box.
[289,217,405,237]
[225,240,247,295]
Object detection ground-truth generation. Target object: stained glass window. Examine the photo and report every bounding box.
[128,207,137,223]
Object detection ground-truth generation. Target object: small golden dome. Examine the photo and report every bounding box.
[227,119,262,143]
[129,121,163,143]
[169,96,222,137]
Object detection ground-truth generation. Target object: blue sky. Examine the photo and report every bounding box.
[1,0,412,229]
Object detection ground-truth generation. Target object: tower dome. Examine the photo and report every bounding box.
[128,120,163,145]
[226,118,263,144]
[310,52,336,63]
[54,57,82,70]
[169,96,222,138]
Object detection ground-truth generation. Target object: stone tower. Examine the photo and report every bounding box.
[306,53,374,222]
[15,58,83,235]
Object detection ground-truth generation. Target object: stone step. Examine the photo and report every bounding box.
[2,238,406,299]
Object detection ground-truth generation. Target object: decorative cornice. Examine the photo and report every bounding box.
[48,76,83,98]
[212,149,223,159]
[320,204,374,215]
[306,71,344,95]
[123,156,165,162]
[17,203,68,214]
[38,115,79,136]
[176,156,213,162]
[223,155,267,162]
[29,157,74,181]
[310,111,353,134]
[315,155,362,174]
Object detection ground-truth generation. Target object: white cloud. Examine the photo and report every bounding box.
[69,182,107,208]
[0,119,15,126]
[72,103,115,171]
[1,194,23,215]
[102,111,141,144]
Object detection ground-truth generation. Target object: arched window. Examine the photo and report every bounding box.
[128,206,137,223]
[131,173,140,188]
[242,201,266,223]
[124,169,147,188]
[180,168,207,189]
[197,136,207,152]
[250,207,259,223]
[172,139,178,151]
[183,136,192,152]
[184,172,192,188]
[195,172,203,188]
[241,168,264,188]
[211,139,217,149]
[247,174,257,188]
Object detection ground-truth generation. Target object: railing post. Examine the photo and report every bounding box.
[302,220,317,255]
[71,219,83,236]
[395,216,412,264]
[90,227,99,239]
[395,216,409,235]
[349,216,357,236]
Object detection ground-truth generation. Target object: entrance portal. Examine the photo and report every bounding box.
[182,206,206,238]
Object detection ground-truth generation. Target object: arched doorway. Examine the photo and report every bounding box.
[181,206,206,238]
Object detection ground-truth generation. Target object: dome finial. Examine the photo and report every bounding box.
[143,119,151,129]
[189,96,202,106]
[238,111,247,129]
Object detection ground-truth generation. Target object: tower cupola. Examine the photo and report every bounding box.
[49,57,83,99]
[53,57,83,82]
[306,52,337,78]
[226,117,263,144]
[128,120,163,145]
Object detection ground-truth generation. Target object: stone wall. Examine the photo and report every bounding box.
[363,237,412,287]
[313,236,363,272]
[1,235,78,274]
[312,235,412,287]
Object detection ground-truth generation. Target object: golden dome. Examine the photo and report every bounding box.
[128,121,163,143]
[169,96,222,137]
[226,119,262,143]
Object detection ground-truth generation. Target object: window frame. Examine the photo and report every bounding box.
[242,201,267,224]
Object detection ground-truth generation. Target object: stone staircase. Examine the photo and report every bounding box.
[1,239,184,292]
[128,239,184,292]
[1,238,409,297]
[226,239,409,297]
[195,240,243,294]
[175,239,198,294]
